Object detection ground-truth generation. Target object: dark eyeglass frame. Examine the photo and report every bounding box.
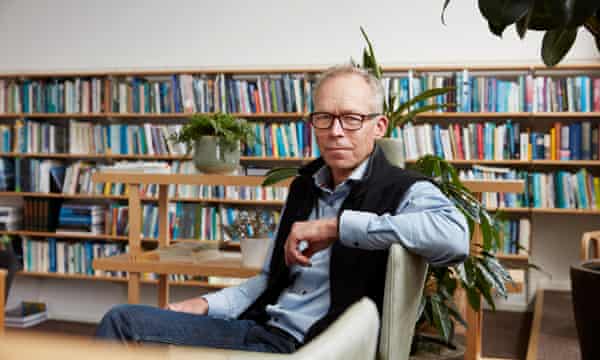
[308,112,381,131]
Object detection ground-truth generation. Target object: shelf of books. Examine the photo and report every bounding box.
[0,64,598,290]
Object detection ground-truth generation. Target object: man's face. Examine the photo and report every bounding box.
[313,74,388,175]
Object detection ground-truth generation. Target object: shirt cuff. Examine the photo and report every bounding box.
[339,210,377,249]
[202,291,231,319]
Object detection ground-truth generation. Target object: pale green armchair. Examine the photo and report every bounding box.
[168,243,428,360]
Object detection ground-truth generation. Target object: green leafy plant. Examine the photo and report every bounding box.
[262,27,537,351]
[169,112,254,153]
[441,0,600,66]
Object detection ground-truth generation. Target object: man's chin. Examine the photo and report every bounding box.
[323,157,355,171]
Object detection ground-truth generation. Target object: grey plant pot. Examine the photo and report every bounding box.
[193,136,240,173]
[376,138,405,168]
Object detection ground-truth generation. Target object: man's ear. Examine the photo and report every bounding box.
[373,115,389,138]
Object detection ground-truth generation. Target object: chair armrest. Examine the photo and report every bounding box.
[167,298,380,360]
[378,243,428,360]
[286,297,379,360]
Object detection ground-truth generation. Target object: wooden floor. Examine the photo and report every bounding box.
[526,290,580,360]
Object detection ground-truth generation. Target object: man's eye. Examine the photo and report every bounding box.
[341,115,361,122]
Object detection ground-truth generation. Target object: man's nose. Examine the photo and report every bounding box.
[329,118,345,136]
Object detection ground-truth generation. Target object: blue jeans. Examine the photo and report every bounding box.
[95,304,298,354]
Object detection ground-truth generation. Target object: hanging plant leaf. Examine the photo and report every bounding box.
[478,0,533,37]
[527,0,570,30]
[565,0,600,27]
[441,0,452,25]
[541,27,578,66]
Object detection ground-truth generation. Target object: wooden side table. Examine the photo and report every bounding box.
[91,173,290,308]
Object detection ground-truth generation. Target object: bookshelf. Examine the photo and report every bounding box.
[0,63,598,289]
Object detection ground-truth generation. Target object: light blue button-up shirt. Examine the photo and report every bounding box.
[203,158,469,343]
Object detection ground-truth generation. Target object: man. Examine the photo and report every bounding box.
[95,65,469,353]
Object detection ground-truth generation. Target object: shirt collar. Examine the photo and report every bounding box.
[313,156,370,192]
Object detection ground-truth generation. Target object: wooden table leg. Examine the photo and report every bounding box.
[127,184,142,304]
[0,269,5,333]
[157,185,170,308]
[465,197,483,360]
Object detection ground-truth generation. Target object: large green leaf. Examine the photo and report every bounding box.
[475,266,496,310]
[528,0,571,30]
[261,167,298,186]
[465,285,481,311]
[541,27,578,66]
[478,0,533,36]
[566,0,600,27]
[478,258,508,297]
[388,103,450,134]
[391,87,454,117]
[431,295,453,343]
[515,3,534,38]
[360,27,382,79]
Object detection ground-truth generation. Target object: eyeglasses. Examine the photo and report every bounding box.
[308,112,380,131]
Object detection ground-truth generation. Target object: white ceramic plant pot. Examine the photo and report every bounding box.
[376,137,405,168]
[193,136,240,173]
[240,237,271,269]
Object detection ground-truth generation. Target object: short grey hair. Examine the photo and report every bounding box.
[313,64,384,113]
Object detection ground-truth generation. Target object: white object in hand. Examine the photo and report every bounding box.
[297,240,308,253]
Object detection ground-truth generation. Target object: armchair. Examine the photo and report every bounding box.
[168,243,428,360]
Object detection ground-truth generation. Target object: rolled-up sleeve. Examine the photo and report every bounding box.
[339,181,469,267]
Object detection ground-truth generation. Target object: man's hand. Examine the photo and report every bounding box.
[166,297,209,315]
[285,218,338,267]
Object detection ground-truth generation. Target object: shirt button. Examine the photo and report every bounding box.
[354,241,359,247]
[302,290,307,295]
[274,317,279,322]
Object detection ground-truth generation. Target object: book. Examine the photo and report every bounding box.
[5,301,48,328]
[155,241,222,263]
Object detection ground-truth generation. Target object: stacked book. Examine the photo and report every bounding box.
[4,301,48,328]
[98,160,171,174]
[56,203,105,235]
[0,205,21,231]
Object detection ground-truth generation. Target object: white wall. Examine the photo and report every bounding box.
[0,0,597,73]
[0,0,598,321]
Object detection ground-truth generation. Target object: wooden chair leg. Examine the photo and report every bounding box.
[581,231,600,261]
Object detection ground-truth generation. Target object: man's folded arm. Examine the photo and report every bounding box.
[339,180,470,267]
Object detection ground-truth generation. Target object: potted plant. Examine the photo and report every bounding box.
[169,112,254,173]
[262,27,527,356]
[223,210,277,268]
